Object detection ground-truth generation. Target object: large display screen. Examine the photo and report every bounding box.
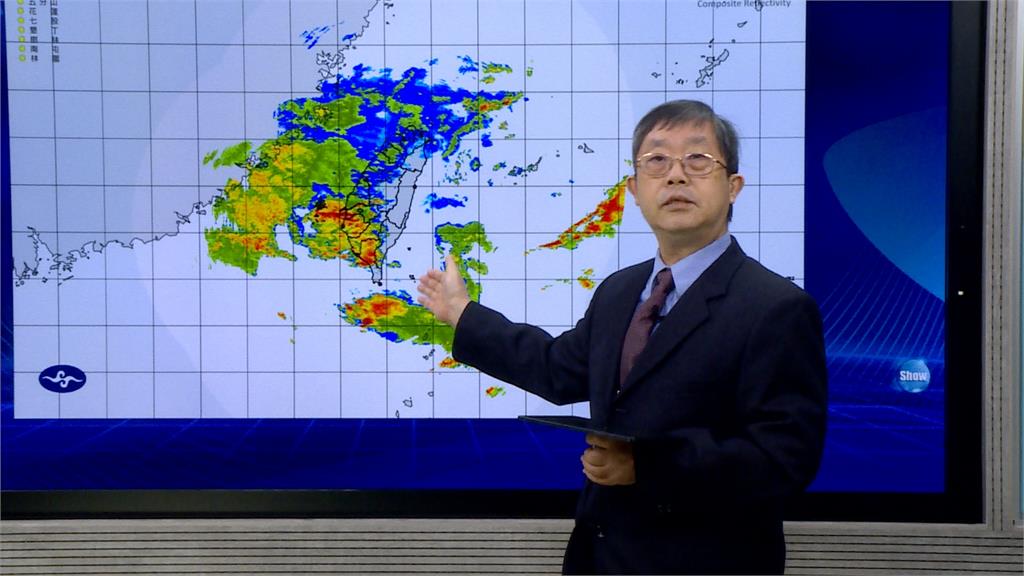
[1,0,982,518]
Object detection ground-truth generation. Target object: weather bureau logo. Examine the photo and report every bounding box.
[38,365,87,394]
[892,359,930,394]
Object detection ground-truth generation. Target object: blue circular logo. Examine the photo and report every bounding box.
[894,359,930,393]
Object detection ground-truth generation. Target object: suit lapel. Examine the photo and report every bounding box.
[616,239,746,400]
[596,260,653,409]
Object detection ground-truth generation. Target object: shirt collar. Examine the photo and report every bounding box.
[641,232,732,309]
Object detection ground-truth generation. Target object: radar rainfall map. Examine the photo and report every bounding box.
[5,0,805,418]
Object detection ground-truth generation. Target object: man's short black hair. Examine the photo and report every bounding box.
[631,100,741,175]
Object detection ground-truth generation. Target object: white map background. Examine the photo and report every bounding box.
[6,0,805,419]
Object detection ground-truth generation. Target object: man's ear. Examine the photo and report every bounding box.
[626,174,638,203]
[728,173,744,204]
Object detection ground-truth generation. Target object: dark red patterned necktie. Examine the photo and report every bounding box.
[619,268,675,388]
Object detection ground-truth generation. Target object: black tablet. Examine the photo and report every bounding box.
[518,415,635,442]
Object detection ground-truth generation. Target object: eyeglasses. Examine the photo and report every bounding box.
[636,152,728,178]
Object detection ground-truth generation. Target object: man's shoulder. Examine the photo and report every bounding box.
[732,254,812,304]
[709,255,821,334]
[587,259,653,303]
[603,259,654,286]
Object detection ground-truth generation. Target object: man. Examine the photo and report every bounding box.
[417,100,827,574]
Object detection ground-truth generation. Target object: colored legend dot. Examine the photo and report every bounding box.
[17,7,23,13]
[19,45,25,52]
[18,17,25,23]
[18,27,25,33]
[20,55,26,61]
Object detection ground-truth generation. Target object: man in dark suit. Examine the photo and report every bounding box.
[417,100,827,574]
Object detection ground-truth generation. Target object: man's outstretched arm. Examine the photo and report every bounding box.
[417,252,593,407]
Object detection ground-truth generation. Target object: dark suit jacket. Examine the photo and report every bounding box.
[453,238,828,575]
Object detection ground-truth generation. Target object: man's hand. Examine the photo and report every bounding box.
[417,254,471,328]
[582,433,636,486]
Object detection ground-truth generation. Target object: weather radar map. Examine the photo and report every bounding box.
[7,0,805,420]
